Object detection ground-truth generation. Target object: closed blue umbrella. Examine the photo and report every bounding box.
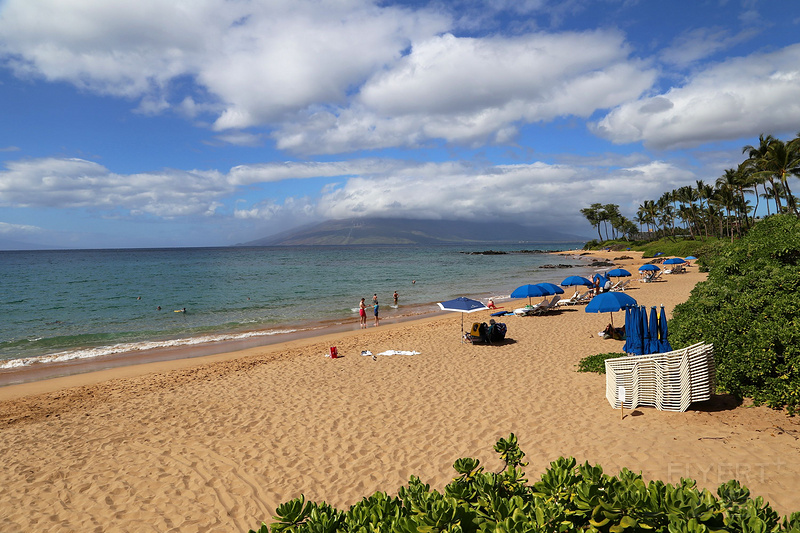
[639,306,649,354]
[535,282,564,295]
[663,257,685,265]
[585,291,637,326]
[606,268,631,278]
[625,306,643,355]
[658,305,672,352]
[648,306,660,354]
[511,284,548,305]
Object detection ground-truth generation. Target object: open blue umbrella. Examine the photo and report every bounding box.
[585,291,637,326]
[663,257,685,265]
[438,297,489,341]
[647,306,660,354]
[561,275,592,287]
[606,268,631,278]
[685,256,697,261]
[535,282,564,295]
[511,284,549,305]
[658,305,672,352]
[638,264,660,271]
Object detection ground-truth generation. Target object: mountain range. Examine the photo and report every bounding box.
[240,218,588,246]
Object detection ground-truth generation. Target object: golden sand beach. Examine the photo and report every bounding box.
[1,250,798,532]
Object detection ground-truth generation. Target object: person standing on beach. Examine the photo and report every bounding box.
[373,299,380,326]
[359,298,367,328]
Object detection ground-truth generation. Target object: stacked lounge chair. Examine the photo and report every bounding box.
[604,342,715,412]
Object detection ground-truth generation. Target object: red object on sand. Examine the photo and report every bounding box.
[330,346,338,358]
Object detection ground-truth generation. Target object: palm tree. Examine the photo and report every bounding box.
[580,203,604,241]
[743,134,782,214]
[759,138,800,217]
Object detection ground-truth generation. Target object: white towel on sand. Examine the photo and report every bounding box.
[377,350,420,356]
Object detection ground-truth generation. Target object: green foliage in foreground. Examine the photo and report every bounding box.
[577,352,625,374]
[670,214,800,414]
[251,434,800,533]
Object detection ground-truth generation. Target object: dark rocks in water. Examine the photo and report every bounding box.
[539,264,574,269]
[462,250,508,255]
[461,249,559,255]
[589,260,615,267]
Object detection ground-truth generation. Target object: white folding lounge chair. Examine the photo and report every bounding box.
[556,292,580,306]
[533,294,561,314]
[604,343,715,412]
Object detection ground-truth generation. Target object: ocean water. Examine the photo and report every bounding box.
[0,244,591,371]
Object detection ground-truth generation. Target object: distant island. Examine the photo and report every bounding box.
[238,218,588,246]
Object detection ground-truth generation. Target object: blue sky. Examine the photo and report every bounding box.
[1,0,799,249]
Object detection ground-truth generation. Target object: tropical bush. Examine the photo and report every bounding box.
[670,214,800,413]
[251,434,800,533]
[577,352,624,374]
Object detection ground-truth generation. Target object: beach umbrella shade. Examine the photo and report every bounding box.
[685,256,697,261]
[638,264,660,271]
[648,306,660,354]
[438,297,489,341]
[511,284,549,305]
[534,282,564,295]
[662,257,686,265]
[606,268,631,278]
[560,275,592,288]
[658,305,672,352]
[584,291,637,326]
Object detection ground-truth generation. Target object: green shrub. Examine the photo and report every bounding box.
[670,214,800,413]
[577,352,625,374]
[251,435,800,533]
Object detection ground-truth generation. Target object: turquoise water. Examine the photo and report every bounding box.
[0,244,590,369]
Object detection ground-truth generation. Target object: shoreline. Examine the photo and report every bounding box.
[4,249,799,529]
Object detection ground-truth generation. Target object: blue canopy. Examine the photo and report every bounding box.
[639,264,660,271]
[511,284,548,305]
[685,256,697,261]
[658,305,672,352]
[585,292,637,326]
[663,257,685,265]
[560,275,592,288]
[606,268,631,277]
[535,282,564,295]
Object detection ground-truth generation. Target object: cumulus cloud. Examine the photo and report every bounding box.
[592,43,800,149]
[0,155,701,235]
[0,158,230,217]
[0,0,658,154]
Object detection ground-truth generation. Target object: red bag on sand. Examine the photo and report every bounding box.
[329,346,338,358]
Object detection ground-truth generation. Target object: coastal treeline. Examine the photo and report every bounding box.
[252,434,800,533]
[581,132,800,242]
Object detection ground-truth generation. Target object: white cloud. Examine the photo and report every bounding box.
[275,30,656,153]
[660,26,759,67]
[0,221,42,235]
[592,43,800,149]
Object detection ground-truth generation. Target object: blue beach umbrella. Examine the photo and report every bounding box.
[585,291,637,327]
[658,305,672,352]
[638,264,660,272]
[663,257,685,265]
[639,306,649,354]
[511,284,548,305]
[624,306,642,355]
[438,297,489,341]
[560,275,592,289]
[648,306,660,354]
[685,256,697,261]
[534,282,565,295]
[606,268,631,278]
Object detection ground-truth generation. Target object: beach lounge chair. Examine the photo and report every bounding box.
[612,280,631,291]
[556,292,581,306]
[532,294,561,314]
[604,342,715,412]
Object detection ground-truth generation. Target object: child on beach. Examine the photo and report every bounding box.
[373,300,380,326]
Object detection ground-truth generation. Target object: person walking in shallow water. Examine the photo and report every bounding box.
[359,298,367,329]
[373,299,380,327]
